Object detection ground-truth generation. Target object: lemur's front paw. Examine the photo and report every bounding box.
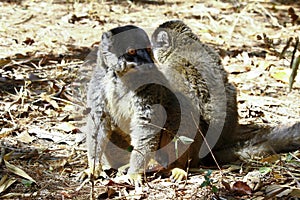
[77,164,107,182]
[114,173,143,187]
[170,168,187,182]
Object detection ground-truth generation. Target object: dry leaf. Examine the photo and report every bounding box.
[0,58,11,67]
[0,175,16,194]
[222,180,231,191]
[16,131,35,143]
[260,154,281,163]
[0,126,18,139]
[60,191,73,198]
[273,172,284,180]
[22,37,35,45]
[62,104,75,112]
[0,192,38,199]
[4,160,36,183]
[271,69,290,84]
[243,61,267,80]
[290,188,300,198]
[288,7,299,24]
[28,127,76,145]
[270,67,300,88]
[232,181,252,195]
[226,64,250,74]
[40,93,59,109]
[55,122,76,133]
[265,185,296,198]
[243,170,263,191]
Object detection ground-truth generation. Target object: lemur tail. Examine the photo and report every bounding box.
[214,122,300,163]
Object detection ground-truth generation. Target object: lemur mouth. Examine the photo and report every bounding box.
[124,67,139,75]
[116,66,138,77]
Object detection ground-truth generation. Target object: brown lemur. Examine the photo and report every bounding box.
[152,20,238,159]
[151,20,300,163]
[84,25,204,183]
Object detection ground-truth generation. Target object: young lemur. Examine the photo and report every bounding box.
[151,20,300,163]
[85,25,203,182]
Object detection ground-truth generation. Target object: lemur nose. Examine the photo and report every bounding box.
[126,62,137,69]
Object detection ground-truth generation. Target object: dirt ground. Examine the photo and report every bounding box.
[0,0,300,199]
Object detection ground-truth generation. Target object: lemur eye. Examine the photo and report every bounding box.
[146,45,152,53]
[127,48,137,56]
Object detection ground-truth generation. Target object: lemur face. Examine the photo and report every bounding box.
[100,25,154,75]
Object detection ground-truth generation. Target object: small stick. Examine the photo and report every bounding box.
[290,37,299,69]
[191,113,223,176]
[280,37,293,59]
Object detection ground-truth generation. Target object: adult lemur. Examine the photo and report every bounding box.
[84,25,203,183]
[151,20,300,163]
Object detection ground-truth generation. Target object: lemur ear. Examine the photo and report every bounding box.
[98,31,118,68]
[154,30,170,48]
[100,31,113,53]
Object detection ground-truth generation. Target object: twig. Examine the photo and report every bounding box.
[289,152,300,162]
[280,37,293,59]
[290,37,299,69]
[14,14,34,25]
[228,4,249,41]
[255,3,283,28]
[289,55,300,92]
[285,170,300,188]
[191,113,223,175]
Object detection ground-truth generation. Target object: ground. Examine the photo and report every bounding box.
[0,0,300,199]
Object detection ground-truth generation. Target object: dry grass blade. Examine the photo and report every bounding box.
[289,55,300,91]
[0,192,38,199]
[3,160,36,184]
[0,175,16,194]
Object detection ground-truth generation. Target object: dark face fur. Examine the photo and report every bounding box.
[99,25,155,75]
